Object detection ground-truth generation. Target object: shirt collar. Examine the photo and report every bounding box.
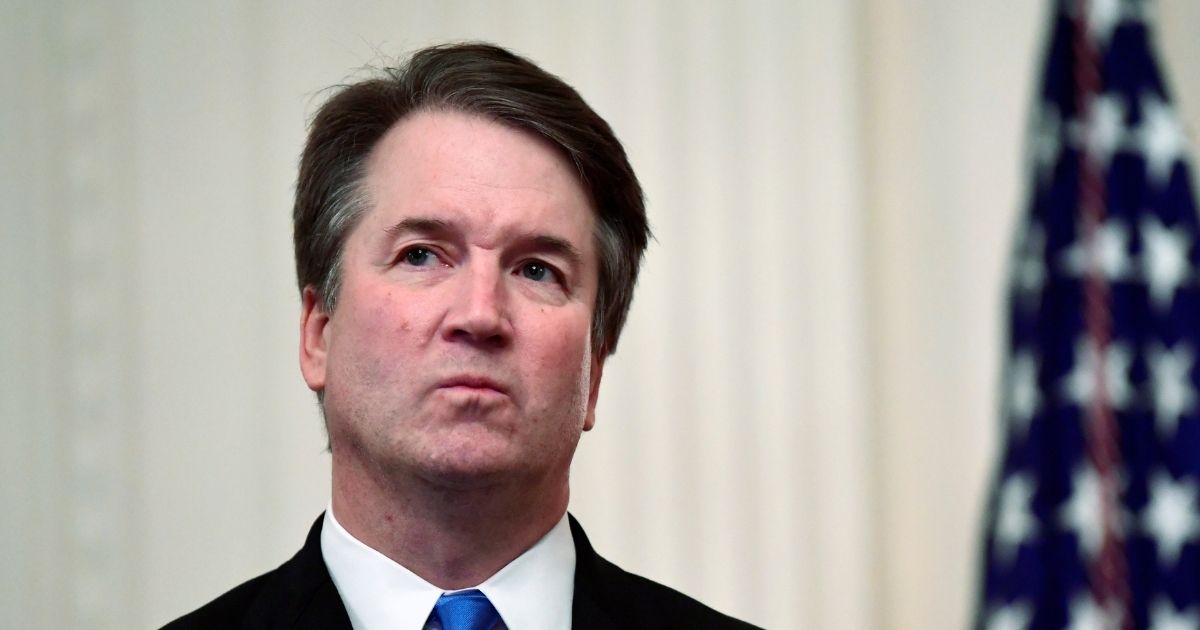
[476,513,575,630]
[321,503,575,630]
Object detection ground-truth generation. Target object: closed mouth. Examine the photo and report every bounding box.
[437,375,508,394]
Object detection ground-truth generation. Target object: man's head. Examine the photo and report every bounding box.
[293,43,649,360]
[294,44,648,492]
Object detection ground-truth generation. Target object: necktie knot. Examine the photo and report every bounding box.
[432,589,500,630]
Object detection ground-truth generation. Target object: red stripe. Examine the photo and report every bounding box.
[1072,1,1129,628]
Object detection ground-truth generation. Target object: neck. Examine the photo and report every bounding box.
[330,452,569,590]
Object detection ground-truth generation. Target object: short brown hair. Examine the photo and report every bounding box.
[293,42,649,357]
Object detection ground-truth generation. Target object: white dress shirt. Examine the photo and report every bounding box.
[321,504,576,630]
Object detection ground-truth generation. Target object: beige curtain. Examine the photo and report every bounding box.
[5,2,1200,628]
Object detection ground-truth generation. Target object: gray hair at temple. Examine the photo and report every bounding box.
[292,42,650,358]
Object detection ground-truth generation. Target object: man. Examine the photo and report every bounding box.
[165,43,758,630]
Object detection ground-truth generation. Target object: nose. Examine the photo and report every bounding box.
[441,263,513,348]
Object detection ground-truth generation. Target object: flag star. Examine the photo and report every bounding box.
[1085,0,1125,48]
[1029,104,1062,185]
[1062,221,1133,281]
[1147,343,1197,439]
[1121,0,1152,25]
[1061,466,1106,559]
[1140,216,1192,310]
[1066,593,1121,630]
[1064,339,1135,410]
[1012,222,1047,304]
[1149,598,1199,630]
[1136,95,1189,187]
[1007,352,1041,435]
[1070,94,1127,167]
[994,474,1038,562]
[1144,472,1200,567]
[985,601,1032,630]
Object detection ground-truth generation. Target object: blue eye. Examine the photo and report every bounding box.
[402,247,436,266]
[521,262,552,282]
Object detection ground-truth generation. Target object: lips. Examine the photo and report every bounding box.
[436,375,509,395]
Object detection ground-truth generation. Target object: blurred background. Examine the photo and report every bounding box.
[3,1,1199,628]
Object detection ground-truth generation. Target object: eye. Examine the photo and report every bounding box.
[519,261,556,283]
[400,246,439,267]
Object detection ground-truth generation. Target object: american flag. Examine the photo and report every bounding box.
[977,1,1200,629]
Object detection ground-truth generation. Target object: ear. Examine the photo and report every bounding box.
[582,352,605,432]
[299,286,331,393]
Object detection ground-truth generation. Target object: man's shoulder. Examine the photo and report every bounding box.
[585,553,763,629]
[160,570,275,629]
[159,517,350,630]
[568,515,763,630]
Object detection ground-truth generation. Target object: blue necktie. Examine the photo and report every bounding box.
[431,589,500,630]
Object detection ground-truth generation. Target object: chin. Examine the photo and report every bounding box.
[413,458,520,491]
[411,439,527,489]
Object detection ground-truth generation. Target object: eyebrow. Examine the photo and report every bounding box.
[382,216,585,268]
[520,234,584,269]
[383,217,452,238]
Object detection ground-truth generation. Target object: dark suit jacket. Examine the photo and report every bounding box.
[162,514,761,629]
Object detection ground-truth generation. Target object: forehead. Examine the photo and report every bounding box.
[359,109,596,247]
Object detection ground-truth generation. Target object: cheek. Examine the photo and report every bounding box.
[525,318,594,406]
[344,288,428,341]
[329,293,424,382]
[528,308,590,365]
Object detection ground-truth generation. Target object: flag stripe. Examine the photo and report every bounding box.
[1071,3,1130,628]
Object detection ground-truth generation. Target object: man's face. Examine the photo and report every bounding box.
[299,110,604,489]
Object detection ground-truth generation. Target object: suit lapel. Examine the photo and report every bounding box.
[245,515,353,629]
[568,514,623,630]
[284,577,352,630]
